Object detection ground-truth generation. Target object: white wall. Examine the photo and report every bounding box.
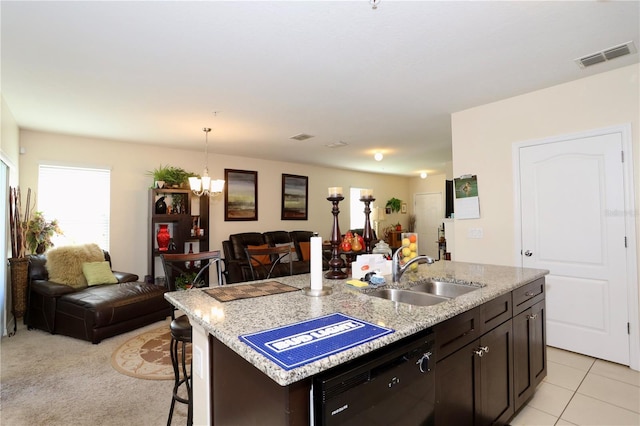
[451,64,640,356]
[451,64,639,268]
[18,129,411,281]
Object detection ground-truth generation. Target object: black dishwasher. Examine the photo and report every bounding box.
[313,329,435,426]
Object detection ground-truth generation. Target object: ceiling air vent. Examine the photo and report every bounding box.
[325,141,348,148]
[575,41,637,69]
[289,133,314,141]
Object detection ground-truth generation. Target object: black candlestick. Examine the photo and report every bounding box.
[360,197,375,253]
[325,196,347,279]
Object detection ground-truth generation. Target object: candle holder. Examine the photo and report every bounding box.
[325,196,348,279]
[360,197,375,253]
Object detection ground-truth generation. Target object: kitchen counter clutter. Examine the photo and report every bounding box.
[165,260,548,386]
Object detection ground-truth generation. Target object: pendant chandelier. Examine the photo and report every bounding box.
[189,127,225,197]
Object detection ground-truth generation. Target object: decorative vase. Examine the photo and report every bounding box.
[351,233,363,252]
[157,225,171,251]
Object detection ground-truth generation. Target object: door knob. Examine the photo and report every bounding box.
[524,250,533,257]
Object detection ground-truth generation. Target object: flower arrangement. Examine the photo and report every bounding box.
[26,211,63,254]
[9,187,63,257]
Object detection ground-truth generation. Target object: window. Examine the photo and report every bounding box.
[38,165,111,250]
[349,187,366,230]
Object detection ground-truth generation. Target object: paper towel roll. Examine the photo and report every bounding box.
[310,236,323,290]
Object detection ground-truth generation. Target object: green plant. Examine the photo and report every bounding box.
[175,271,204,290]
[385,197,402,213]
[171,194,185,214]
[147,165,195,187]
[26,211,63,254]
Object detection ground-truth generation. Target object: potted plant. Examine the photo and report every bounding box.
[175,271,205,290]
[26,211,63,254]
[385,197,402,214]
[148,165,195,188]
[171,193,185,214]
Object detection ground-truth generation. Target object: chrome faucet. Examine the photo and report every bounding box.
[392,245,435,283]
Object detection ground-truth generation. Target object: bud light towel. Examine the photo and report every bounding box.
[239,313,394,370]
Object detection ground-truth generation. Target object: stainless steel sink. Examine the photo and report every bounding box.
[409,281,480,298]
[366,280,481,306]
[368,289,451,307]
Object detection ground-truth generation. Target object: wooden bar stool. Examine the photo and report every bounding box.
[168,315,192,426]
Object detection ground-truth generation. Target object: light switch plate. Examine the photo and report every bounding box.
[468,228,483,239]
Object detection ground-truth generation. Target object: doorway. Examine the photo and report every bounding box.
[514,124,638,369]
[414,193,443,259]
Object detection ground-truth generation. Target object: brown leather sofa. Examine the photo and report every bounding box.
[222,230,316,284]
[26,251,171,343]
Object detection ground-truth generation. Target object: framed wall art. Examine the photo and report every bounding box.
[281,174,308,220]
[224,169,258,221]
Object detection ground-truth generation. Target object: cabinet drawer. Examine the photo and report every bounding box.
[512,277,545,315]
[480,292,512,334]
[435,307,480,361]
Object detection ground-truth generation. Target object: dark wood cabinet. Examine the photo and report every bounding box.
[478,320,515,425]
[513,299,546,410]
[201,277,546,425]
[148,188,209,285]
[435,307,514,426]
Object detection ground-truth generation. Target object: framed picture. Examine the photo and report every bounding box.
[224,169,258,221]
[281,174,308,220]
[401,202,408,214]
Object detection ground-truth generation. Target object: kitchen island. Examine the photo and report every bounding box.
[165,260,548,425]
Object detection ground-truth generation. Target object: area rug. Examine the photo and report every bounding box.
[111,326,190,380]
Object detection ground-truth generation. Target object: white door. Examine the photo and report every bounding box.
[415,193,443,259]
[518,131,629,365]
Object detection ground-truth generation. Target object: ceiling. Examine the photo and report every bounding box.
[2,1,639,177]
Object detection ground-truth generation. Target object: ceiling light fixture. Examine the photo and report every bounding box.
[189,127,225,197]
[420,172,428,179]
[374,152,383,161]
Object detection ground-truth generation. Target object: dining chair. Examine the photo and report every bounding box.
[244,245,294,281]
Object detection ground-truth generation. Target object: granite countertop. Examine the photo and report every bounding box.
[165,261,548,386]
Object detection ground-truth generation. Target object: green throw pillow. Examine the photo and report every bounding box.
[82,261,118,286]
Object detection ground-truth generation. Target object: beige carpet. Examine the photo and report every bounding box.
[111,325,191,380]
[0,319,189,425]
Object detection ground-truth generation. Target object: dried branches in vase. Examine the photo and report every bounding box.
[408,214,417,232]
[9,187,32,259]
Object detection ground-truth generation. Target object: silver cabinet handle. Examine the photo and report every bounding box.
[524,250,533,257]
[416,351,432,373]
[527,313,538,320]
[473,346,489,357]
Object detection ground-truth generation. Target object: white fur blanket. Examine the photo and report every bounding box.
[46,243,105,288]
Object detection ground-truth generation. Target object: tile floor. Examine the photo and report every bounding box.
[510,346,640,425]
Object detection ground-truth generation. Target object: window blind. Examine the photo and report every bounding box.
[37,165,111,250]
